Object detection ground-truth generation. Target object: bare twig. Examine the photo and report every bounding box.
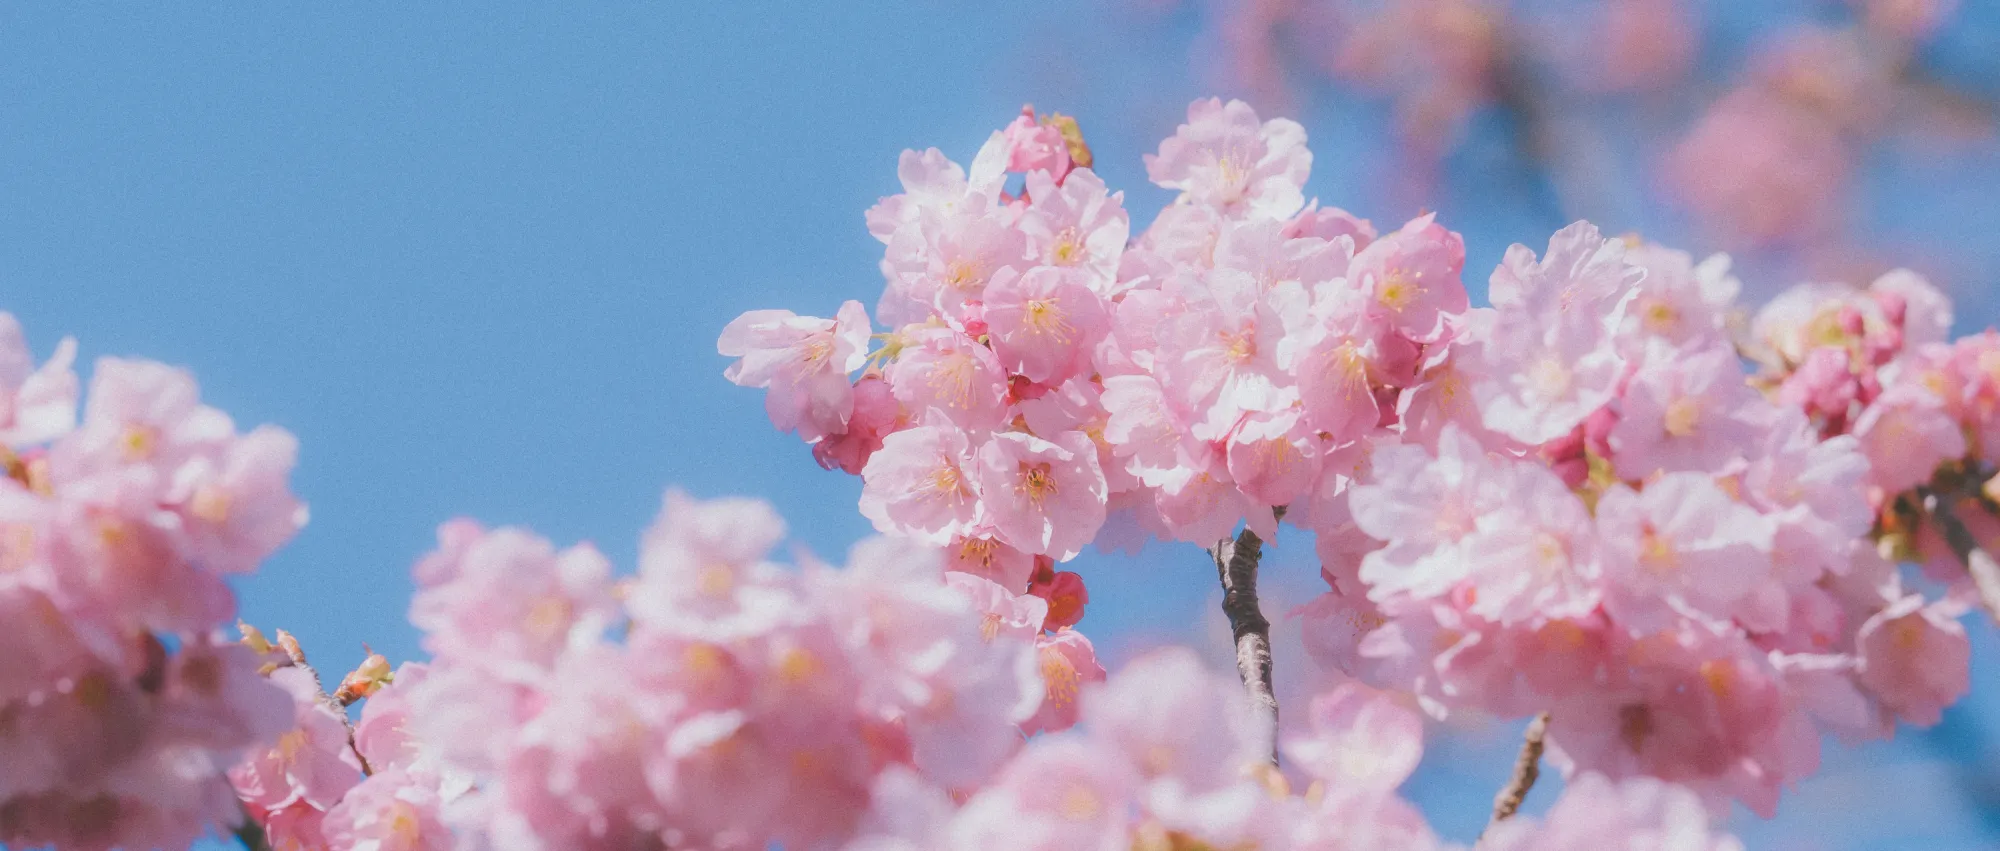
[1211,515,1279,764]
[1487,711,1551,831]
[1922,494,2000,623]
[274,630,375,777]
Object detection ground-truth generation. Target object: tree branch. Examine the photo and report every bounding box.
[1211,518,1278,764]
[1486,711,1551,831]
[275,630,375,777]
[1922,494,2000,623]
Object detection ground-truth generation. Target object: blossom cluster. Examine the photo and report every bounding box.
[0,313,307,850]
[1746,270,2000,604]
[723,97,1468,559]
[233,489,1112,849]
[1149,0,1978,263]
[724,98,1986,823]
[1295,220,1974,816]
[847,646,1744,851]
[235,489,1748,851]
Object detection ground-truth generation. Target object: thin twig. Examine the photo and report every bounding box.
[1210,514,1279,764]
[1486,711,1551,831]
[276,631,375,777]
[1923,494,2000,623]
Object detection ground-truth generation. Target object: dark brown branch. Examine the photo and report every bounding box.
[1211,516,1279,764]
[1487,711,1551,831]
[1923,494,2000,623]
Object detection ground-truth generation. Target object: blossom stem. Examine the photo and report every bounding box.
[276,632,376,777]
[1923,495,2000,623]
[1487,711,1551,831]
[1211,517,1278,764]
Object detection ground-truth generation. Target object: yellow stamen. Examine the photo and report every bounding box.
[1022,298,1075,343]
[1040,644,1080,710]
[190,483,232,524]
[926,353,978,410]
[696,565,734,598]
[120,424,157,461]
[1058,783,1102,822]
[1019,463,1058,506]
[1049,227,1084,266]
[1377,270,1422,312]
[1663,397,1702,438]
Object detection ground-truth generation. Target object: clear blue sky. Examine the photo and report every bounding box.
[3,5,1996,849]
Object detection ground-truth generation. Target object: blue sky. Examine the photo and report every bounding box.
[3,4,1997,849]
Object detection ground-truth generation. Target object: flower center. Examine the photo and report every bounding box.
[1378,271,1422,311]
[696,564,735,598]
[1050,227,1084,265]
[1040,645,1080,710]
[120,424,158,461]
[1663,396,1702,438]
[1020,463,1058,506]
[1642,299,1680,334]
[1527,357,1572,400]
[944,258,984,291]
[1220,328,1257,365]
[1639,526,1677,575]
[1058,783,1102,822]
[925,352,981,410]
[1023,298,1075,343]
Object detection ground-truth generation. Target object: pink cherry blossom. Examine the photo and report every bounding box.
[1608,339,1766,479]
[1470,222,1639,444]
[865,146,998,245]
[628,490,795,641]
[1347,213,1467,342]
[1481,773,1744,851]
[884,325,1011,434]
[0,313,78,447]
[1225,407,1321,506]
[882,205,1028,323]
[983,265,1110,384]
[230,667,362,812]
[1022,629,1105,735]
[1000,107,1072,179]
[1618,245,1740,351]
[1283,682,1423,791]
[974,431,1107,560]
[719,300,873,442]
[1856,594,1970,726]
[1284,202,1376,248]
[1853,382,1966,493]
[859,414,983,545]
[1154,268,1300,440]
[1597,474,1775,628]
[1457,458,1603,624]
[1145,98,1311,220]
[321,766,452,851]
[945,737,1137,851]
[57,356,235,481]
[1085,647,1267,790]
[1018,168,1129,288]
[167,424,308,574]
[409,522,618,670]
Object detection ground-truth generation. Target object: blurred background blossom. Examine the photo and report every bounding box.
[1120,0,2000,319]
